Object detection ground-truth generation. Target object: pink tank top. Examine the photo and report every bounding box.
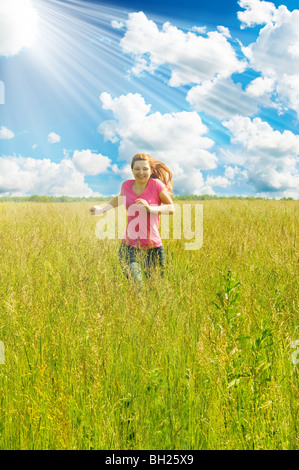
[121,178,166,249]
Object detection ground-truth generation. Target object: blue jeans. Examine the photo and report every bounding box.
[118,243,165,283]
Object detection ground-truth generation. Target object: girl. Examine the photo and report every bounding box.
[90,153,174,284]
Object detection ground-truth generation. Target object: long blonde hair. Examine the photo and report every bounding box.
[131,153,173,196]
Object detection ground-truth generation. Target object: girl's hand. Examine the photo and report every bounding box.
[89,205,102,215]
[135,198,151,212]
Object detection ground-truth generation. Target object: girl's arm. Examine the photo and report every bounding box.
[135,188,174,214]
[89,193,123,215]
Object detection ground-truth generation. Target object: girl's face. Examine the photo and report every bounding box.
[132,160,151,184]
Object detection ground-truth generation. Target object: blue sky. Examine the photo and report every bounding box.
[0,0,299,198]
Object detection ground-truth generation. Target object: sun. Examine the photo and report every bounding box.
[0,0,39,57]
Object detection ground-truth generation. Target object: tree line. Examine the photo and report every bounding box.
[0,194,294,202]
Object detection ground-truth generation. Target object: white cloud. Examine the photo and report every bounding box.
[111,163,133,180]
[224,165,248,181]
[203,167,248,191]
[0,156,100,197]
[111,20,124,29]
[288,43,299,59]
[224,116,299,153]
[100,91,151,128]
[119,11,246,87]
[98,92,217,168]
[222,116,299,196]
[206,175,231,188]
[47,132,61,144]
[0,126,15,139]
[245,76,275,97]
[237,0,277,29]
[191,26,207,34]
[98,91,218,195]
[242,6,299,116]
[217,26,231,38]
[0,159,31,194]
[246,8,299,77]
[165,162,215,195]
[187,76,261,119]
[0,0,38,57]
[173,167,215,196]
[72,149,111,175]
[276,74,299,116]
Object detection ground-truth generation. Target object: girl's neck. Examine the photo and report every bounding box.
[133,178,150,194]
[135,181,147,190]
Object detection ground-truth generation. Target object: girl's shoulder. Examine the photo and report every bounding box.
[150,177,166,191]
[121,179,134,191]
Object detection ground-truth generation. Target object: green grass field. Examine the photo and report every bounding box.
[0,200,298,449]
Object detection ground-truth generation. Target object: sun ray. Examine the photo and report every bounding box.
[26,0,132,119]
